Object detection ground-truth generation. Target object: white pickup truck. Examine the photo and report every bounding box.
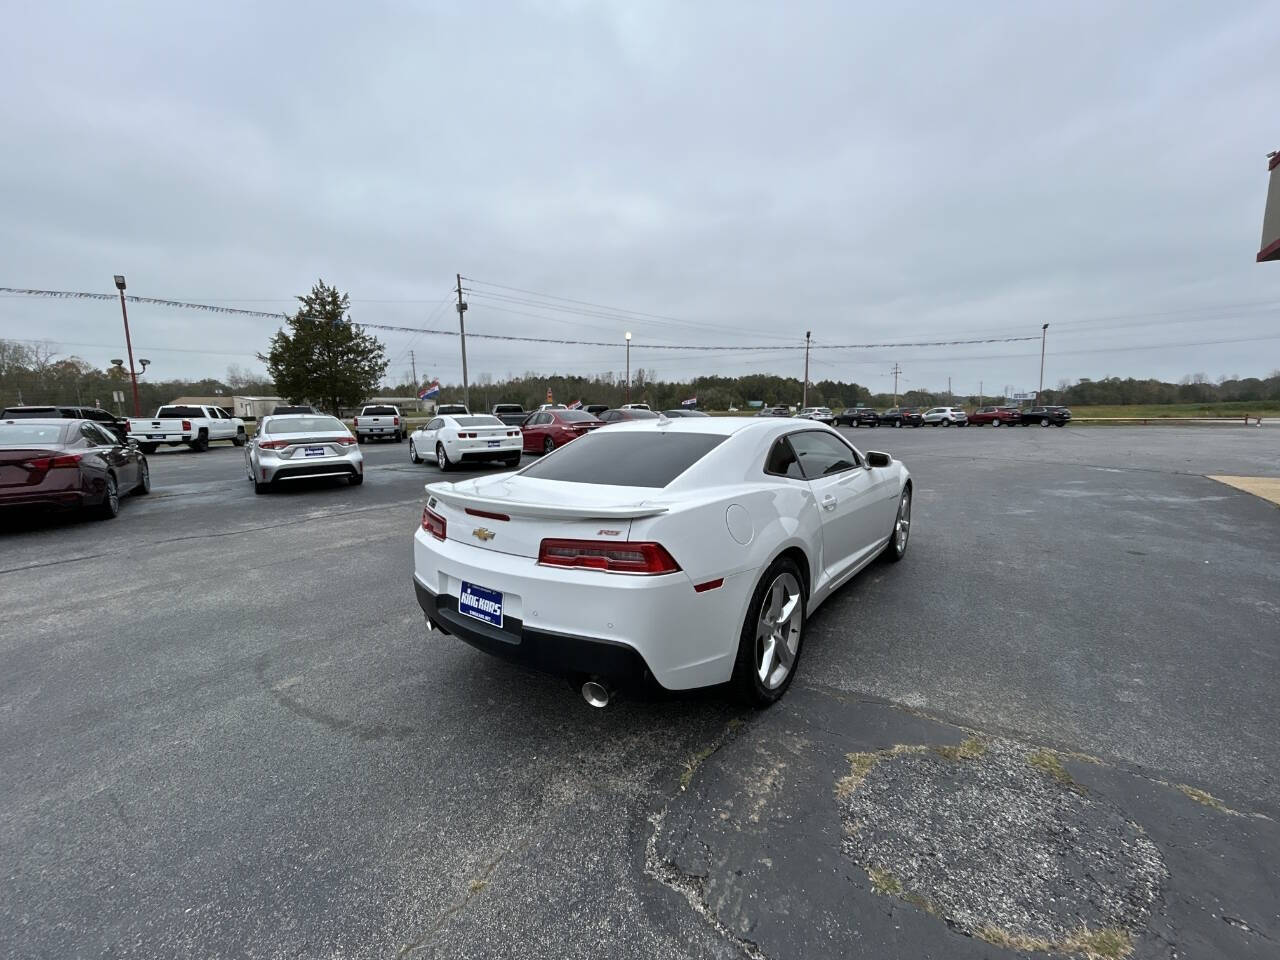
[127,404,246,453]
[352,404,404,443]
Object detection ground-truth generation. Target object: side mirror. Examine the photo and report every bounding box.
[125,437,139,448]
[866,451,892,468]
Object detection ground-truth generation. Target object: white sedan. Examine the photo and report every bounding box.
[409,414,523,471]
[412,417,912,706]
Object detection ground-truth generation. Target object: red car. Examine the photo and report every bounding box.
[1,417,150,519]
[521,410,604,454]
[968,405,1021,427]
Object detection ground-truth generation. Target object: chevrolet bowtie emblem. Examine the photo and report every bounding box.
[472,527,495,542]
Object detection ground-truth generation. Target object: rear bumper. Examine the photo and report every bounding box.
[412,529,747,690]
[0,489,90,510]
[258,450,364,482]
[357,425,399,435]
[414,577,651,684]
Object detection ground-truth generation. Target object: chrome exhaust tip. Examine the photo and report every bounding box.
[581,680,611,708]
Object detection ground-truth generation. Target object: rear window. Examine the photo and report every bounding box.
[2,407,63,418]
[455,416,502,427]
[265,416,347,434]
[618,409,659,419]
[559,410,599,422]
[0,422,68,444]
[492,405,523,413]
[362,406,398,415]
[519,431,726,487]
[156,406,207,418]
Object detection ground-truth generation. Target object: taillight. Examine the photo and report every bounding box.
[334,436,357,446]
[422,506,446,541]
[393,416,400,426]
[25,454,82,471]
[537,539,681,575]
[182,420,191,431]
[352,417,359,426]
[507,430,519,437]
[259,439,291,450]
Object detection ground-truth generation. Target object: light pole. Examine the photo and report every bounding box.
[625,331,632,404]
[802,331,811,409]
[1037,323,1050,401]
[114,275,141,416]
[455,274,469,411]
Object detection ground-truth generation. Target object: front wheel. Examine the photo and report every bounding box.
[885,486,911,562]
[991,419,1001,428]
[436,443,452,471]
[894,420,902,429]
[943,419,951,427]
[135,458,151,495]
[1041,418,1051,427]
[733,557,807,706]
[409,439,422,463]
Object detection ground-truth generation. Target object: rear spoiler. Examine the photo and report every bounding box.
[425,483,670,520]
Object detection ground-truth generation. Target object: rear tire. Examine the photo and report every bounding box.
[190,430,209,452]
[349,474,364,486]
[732,556,807,707]
[1041,418,1050,427]
[543,436,555,454]
[96,474,120,519]
[991,419,1001,428]
[436,443,452,471]
[396,432,404,443]
[140,442,159,454]
[233,429,246,447]
[254,479,270,494]
[505,453,521,467]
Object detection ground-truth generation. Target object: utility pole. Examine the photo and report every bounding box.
[625,331,632,403]
[979,380,983,407]
[890,362,902,406]
[1037,323,1050,401]
[947,376,952,401]
[455,274,469,410]
[802,331,811,408]
[409,350,417,390]
[113,275,141,416]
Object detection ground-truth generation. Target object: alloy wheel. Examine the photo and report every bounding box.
[756,571,803,690]
[895,489,911,554]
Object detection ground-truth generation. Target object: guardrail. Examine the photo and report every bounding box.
[1071,416,1268,426]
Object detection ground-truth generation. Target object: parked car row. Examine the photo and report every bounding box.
[832,404,1072,428]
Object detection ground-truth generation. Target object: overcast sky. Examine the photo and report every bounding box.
[2,1,1277,397]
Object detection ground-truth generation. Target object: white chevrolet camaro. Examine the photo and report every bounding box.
[412,417,912,706]
[409,414,524,471]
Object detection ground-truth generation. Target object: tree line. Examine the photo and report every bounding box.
[5,278,1279,414]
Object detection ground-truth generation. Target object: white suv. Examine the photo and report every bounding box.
[922,406,969,427]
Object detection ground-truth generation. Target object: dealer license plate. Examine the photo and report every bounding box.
[303,446,326,457]
[459,581,503,627]
[147,434,164,439]
[487,439,500,447]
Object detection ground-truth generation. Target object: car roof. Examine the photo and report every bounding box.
[2,417,75,427]
[596,416,832,440]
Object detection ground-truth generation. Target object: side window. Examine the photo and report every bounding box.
[537,413,551,425]
[427,418,443,431]
[788,431,860,478]
[80,423,101,444]
[764,437,805,480]
[93,423,119,445]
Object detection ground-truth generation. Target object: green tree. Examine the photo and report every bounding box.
[260,281,387,415]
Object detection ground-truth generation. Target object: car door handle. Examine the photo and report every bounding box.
[822,495,837,511]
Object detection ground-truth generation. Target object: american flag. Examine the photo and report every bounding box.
[681,396,697,407]
[419,380,440,400]
[567,399,583,410]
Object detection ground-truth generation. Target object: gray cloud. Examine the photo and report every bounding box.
[2,0,1277,394]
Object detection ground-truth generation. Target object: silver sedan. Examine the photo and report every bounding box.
[245,414,364,494]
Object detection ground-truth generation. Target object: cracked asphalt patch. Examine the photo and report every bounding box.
[653,684,1280,960]
[839,737,1165,955]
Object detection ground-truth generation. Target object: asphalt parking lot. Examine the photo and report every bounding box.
[2,426,1277,959]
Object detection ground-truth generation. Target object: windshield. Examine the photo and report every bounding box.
[520,431,725,487]
[0,422,68,444]
[265,416,348,434]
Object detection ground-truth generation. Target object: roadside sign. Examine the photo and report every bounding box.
[1011,392,1036,401]
[112,390,125,403]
